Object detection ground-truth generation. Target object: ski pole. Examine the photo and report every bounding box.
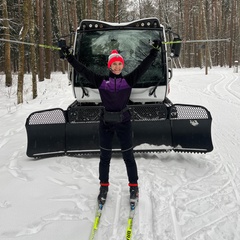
[163,38,231,44]
[1,37,231,48]
[0,38,61,51]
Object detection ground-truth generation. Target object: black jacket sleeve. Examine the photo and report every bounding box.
[124,48,158,86]
[66,55,103,87]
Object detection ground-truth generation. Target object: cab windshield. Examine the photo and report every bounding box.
[74,29,166,88]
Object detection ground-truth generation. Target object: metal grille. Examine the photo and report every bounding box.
[28,109,66,125]
[68,104,168,123]
[68,107,102,123]
[131,104,167,121]
[170,104,210,120]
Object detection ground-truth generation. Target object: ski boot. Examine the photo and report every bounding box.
[97,185,108,206]
[130,186,139,206]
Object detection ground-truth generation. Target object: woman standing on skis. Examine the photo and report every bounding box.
[61,43,160,206]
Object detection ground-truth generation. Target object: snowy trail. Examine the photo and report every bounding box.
[1,69,240,239]
[169,68,240,239]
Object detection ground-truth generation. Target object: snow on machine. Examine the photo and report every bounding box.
[25,18,213,157]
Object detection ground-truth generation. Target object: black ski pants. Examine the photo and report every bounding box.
[98,120,138,185]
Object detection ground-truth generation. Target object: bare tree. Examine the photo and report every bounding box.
[29,0,38,99]
[45,0,52,79]
[228,0,235,68]
[114,0,119,22]
[104,0,109,21]
[71,0,78,29]
[2,0,12,87]
[37,0,45,81]
[87,0,92,18]
[17,0,30,104]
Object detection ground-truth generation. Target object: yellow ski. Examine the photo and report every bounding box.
[89,205,103,240]
[126,217,133,240]
[125,203,136,240]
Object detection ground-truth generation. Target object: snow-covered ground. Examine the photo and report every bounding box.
[0,67,240,240]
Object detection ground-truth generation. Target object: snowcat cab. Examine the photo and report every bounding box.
[25,18,213,158]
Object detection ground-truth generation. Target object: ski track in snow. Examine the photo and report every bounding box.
[1,69,240,239]
[206,73,240,105]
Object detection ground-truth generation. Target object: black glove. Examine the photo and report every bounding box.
[149,40,161,57]
[61,46,72,59]
[152,39,161,50]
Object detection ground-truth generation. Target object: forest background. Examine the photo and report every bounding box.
[0,0,239,103]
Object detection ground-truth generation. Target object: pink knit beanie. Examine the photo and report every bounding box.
[108,50,124,68]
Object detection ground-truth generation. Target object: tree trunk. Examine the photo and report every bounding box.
[72,0,78,30]
[114,0,119,22]
[229,1,234,68]
[17,0,30,104]
[38,0,45,81]
[2,0,12,87]
[56,0,66,74]
[87,0,92,18]
[104,0,109,21]
[45,0,52,79]
[200,0,212,71]
[29,0,38,99]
